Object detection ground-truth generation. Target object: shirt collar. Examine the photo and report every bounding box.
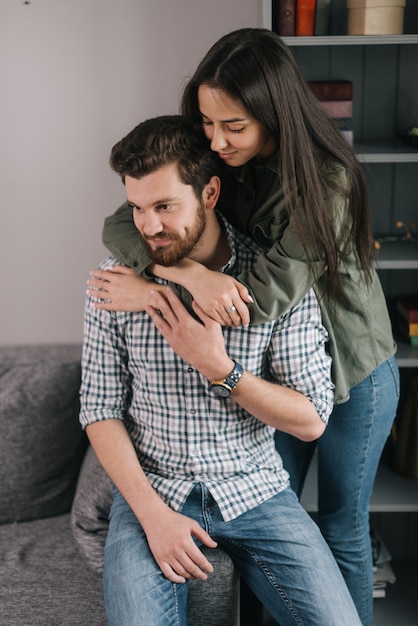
[227,150,281,185]
[216,213,238,275]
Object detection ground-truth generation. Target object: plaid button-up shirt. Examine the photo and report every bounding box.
[80,218,333,521]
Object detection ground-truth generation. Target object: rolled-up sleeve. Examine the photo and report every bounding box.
[79,282,132,429]
[268,289,334,424]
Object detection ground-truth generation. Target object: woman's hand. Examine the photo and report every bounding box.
[87,266,158,311]
[191,269,253,326]
[151,260,253,327]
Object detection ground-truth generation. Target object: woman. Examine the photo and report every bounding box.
[91,29,399,625]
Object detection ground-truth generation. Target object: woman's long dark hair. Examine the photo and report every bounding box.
[181,28,373,302]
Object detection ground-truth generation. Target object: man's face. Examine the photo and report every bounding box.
[126,163,207,266]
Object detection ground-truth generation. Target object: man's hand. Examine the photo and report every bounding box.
[151,259,253,327]
[142,504,217,584]
[146,286,233,381]
[86,420,217,584]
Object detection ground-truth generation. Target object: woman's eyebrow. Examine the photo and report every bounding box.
[200,111,247,123]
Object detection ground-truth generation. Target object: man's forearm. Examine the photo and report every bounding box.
[86,419,166,526]
[85,418,217,584]
[194,358,325,441]
[230,370,326,442]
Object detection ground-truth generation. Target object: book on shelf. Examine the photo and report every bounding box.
[373,585,386,599]
[373,560,397,598]
[396,295,418,324]
[314,0,331,35]
[296,0,317,36]
[396,295,418,344]
[309,81,354,145]
[398,319,418,337]
[273,0,331,37]
[309,80,353,101]
[405,336,418,346]
[398,326,418,346]
[319,100,352,118]
[371,528,397,599]
[272,0,296,36]
[339,130,353,145]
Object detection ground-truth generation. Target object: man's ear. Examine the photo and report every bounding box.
[203,176,221,209]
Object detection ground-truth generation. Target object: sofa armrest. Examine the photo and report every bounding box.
[71,446,240,626]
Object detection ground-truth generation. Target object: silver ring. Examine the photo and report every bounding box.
[226,305,236,314]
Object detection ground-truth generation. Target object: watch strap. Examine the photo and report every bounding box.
[210,360,243,394]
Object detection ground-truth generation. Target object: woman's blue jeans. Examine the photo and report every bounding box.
[275,356,400,626]
[104,485,361,626]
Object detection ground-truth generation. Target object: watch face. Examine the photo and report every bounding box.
[211,384,231,398]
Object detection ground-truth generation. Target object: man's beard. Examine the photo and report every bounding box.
[144,202,206,267]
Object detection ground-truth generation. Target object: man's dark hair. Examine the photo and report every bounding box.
[110,115,218,198]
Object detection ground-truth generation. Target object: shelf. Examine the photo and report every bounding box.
[395,341,418,368]
[373,559,418,626]
[356,141,418,163]
[300,453,418,513]
[281,35,418,46]
[373,240,418,269]
[260,560,418,625]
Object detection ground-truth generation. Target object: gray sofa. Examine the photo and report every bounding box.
[0,344,240,626]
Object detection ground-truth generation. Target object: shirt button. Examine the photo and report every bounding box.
[189,409,196,415]
[187,367,194,373]
[133,261,139,268]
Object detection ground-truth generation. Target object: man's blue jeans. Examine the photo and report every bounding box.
[104,484,361,626]
[275,356,400,626]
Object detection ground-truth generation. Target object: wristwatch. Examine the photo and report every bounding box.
[210,360,243,397]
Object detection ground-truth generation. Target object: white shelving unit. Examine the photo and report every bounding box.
[281,34,418,45]
[356,142,418,163]
[374,240,418,366]
[300,452,418,513]
[374,240,418,270]
[262,5,418,624]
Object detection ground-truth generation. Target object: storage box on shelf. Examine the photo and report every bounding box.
[347,0,406,36]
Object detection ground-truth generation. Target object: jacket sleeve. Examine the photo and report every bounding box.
[240,170,351,325]
[102,202,152,274]
[240,211,325,324]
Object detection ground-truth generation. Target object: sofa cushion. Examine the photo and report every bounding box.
[0,344,86,524]
[0,513,106,625]
[71,445,113,574]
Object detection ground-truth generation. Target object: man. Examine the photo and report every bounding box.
[80,115,361,626]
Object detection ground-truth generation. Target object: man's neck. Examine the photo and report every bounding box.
[190,216,231,271]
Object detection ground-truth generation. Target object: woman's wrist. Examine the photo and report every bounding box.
[151,259,206,289]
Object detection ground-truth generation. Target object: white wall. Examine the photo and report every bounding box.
[0,0,261,345]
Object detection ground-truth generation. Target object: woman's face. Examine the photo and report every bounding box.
[198,84,276,167]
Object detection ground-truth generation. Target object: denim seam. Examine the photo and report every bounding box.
[222,537,303,626]
[172,584,181,626]
[355,370,377,624]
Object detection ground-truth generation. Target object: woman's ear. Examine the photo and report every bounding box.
[203,176,221,209]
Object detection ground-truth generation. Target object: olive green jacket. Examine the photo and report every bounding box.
[102,156,395,403]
